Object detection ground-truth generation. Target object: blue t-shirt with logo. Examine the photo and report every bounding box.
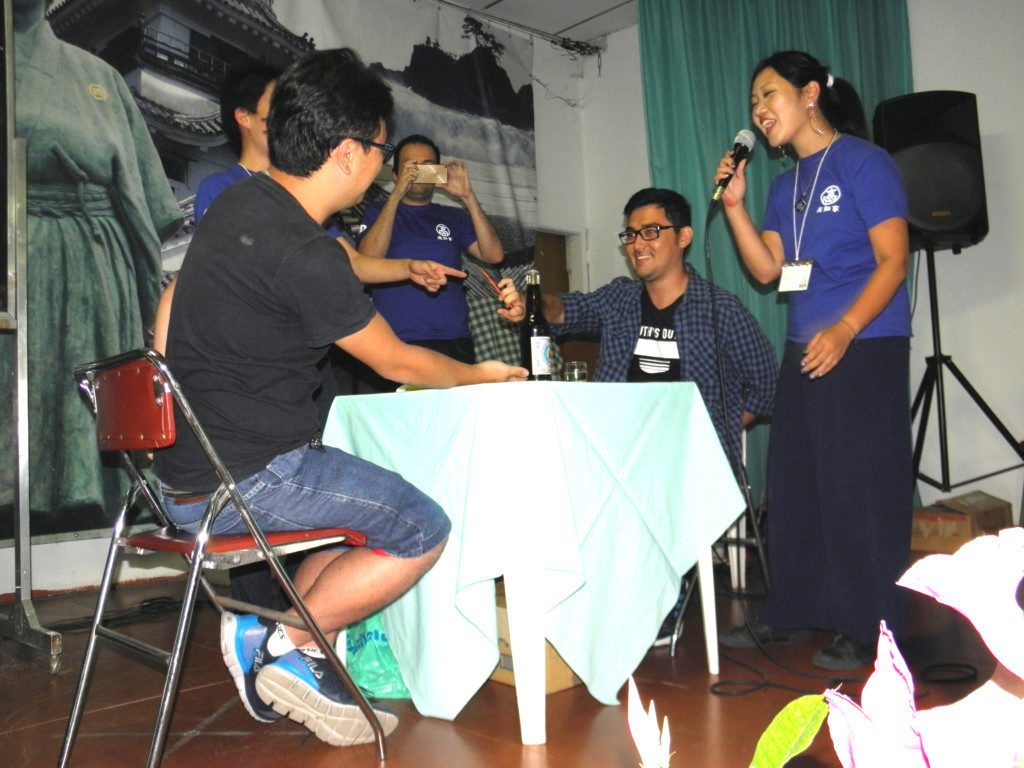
[360,200,477,342]
[194,163,252,224]
[762,134,911,343]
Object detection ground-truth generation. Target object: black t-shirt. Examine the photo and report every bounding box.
[627,289,683,382]
[153,174,375,491]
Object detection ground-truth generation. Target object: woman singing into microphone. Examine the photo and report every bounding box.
[715,51,913,670]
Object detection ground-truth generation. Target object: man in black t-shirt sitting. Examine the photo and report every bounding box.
[152,48,527,748]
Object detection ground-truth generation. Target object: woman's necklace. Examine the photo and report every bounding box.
[238,163,255,177]
[793,129,838,212]
[791,129,839,261]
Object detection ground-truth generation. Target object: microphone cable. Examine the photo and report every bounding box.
[701,197,770,590]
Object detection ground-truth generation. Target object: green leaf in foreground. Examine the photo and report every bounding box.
[749,694,829,768]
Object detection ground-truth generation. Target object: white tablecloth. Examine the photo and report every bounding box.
[323,381,743,740]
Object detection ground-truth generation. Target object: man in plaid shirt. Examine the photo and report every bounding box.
[541,188,776,469]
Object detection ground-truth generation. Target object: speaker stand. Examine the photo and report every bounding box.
[911,247,1024,495]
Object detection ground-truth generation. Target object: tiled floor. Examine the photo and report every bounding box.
[0,561,993,768]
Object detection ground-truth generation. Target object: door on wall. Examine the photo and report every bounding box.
[533,231,599,372]
[533,231,568,293]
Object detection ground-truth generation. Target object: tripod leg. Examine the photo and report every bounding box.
[943,359,1024,462]
[911,357,936,419]
[912,359,938,476]
[913,246,1024,489]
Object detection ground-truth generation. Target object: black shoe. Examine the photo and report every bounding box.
[811,634,875,671]
[652,577,689,648]
[718,619,810,649]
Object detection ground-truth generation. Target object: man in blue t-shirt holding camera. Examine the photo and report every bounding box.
[357,135,507,389]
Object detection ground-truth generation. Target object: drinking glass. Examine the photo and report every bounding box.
[562,361,588,382]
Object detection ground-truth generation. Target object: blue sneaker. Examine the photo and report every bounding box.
[220,612,281,723]
[255,648,399,746]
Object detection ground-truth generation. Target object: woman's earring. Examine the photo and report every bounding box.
[809,105,825,136]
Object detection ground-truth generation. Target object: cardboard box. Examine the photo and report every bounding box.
[911,490,1013,554]
[489,582,581,694]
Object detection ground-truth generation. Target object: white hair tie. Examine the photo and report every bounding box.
[826,74,835,88]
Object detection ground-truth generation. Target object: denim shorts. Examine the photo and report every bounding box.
[158,444,450,559]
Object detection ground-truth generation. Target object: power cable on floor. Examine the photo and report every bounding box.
[703,576,978,701]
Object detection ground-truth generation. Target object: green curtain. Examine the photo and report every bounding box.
[637,0,913,501]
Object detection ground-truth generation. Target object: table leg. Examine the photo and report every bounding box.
[697,548,720,675]
[501,566,547,744]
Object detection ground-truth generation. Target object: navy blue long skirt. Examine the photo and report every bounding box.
[761,337,914,645]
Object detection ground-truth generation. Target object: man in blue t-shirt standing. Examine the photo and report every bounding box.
[357,134,505,389]
[194,65,280,224]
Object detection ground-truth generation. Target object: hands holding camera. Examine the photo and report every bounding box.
[438,160,473,202]
[391,159,474,203]
[392,161,422,200]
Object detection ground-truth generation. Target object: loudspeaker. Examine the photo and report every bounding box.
[873,91,987,253]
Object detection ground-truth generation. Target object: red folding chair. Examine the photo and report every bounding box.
[58,348,388,767]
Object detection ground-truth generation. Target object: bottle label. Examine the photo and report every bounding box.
[530,336,552,376]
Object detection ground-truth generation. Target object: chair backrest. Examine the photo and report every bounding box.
[77,350,176,451]
[77,349,247,505]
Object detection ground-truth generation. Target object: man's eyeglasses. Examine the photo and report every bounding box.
[347,137,396,164]
[618,225,679,245]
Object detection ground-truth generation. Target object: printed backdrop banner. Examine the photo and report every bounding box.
[274,0,538,260]
[1,0,538,537]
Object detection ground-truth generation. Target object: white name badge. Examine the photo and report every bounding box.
[779,260,812,292]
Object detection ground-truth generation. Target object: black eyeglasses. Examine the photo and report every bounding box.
[618,224,679,245]
[347,137,395,164]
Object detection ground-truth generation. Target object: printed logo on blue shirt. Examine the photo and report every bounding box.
[435,223,452,241]
[817,185,841,213]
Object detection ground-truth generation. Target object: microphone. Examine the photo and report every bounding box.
[711,129,756,202]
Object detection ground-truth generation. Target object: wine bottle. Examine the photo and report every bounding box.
[520,269,553,380]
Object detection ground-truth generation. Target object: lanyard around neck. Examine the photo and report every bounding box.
[791,130,838,261]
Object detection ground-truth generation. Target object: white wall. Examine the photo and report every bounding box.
[533,25,650,292]
[532,39,588,291]
[579,25,651,290]
[0,537,183,596]
[5,0,1021,597]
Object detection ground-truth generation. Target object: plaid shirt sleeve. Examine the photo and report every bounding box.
[466,294,521,365]
[554,278,638,381]
[719,295,777,419]
[463,256,563,370]
[682,268,778,467]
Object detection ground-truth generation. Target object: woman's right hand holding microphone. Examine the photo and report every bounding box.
[714,151,749,208]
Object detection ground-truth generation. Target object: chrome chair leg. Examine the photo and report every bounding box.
[143,536,210,768]
[56,498,133,768]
